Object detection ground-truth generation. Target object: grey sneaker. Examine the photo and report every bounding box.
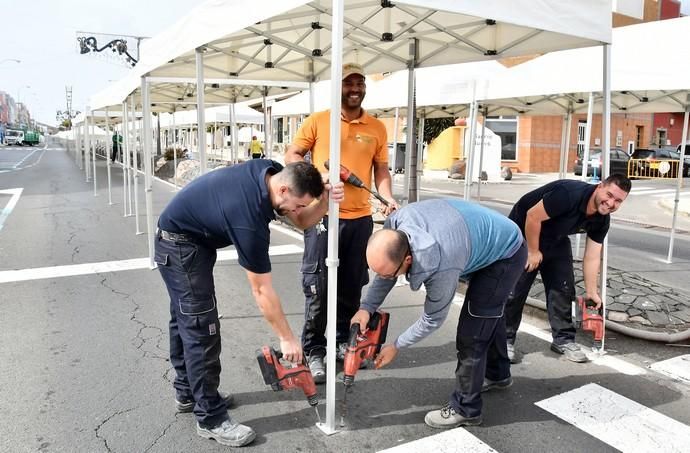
[424,404,482,429]
[551,342,588,363]
[176,391,234,413]
[197,419,255,447]
[336,343,347,362]
[481,376,513,393]
[507,343,521,364]
[308,355,326,384]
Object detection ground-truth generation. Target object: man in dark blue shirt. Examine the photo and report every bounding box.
[155,160,343,447]
[504,174,631,364]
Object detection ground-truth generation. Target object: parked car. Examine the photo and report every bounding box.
[630,148,690,178]
[573,148,629,177]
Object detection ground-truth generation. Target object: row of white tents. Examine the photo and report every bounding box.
[70,0,690,431]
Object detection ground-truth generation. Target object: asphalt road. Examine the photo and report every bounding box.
[1,141,689,452]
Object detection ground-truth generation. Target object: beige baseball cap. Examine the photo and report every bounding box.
[342,62,365,80]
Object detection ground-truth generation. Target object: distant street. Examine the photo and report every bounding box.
[1,141,689,452]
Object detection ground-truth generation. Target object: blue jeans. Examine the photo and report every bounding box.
[450,243,527,418]
[155,234,228,428]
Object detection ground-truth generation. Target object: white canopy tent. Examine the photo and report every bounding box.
[82,0,612,434]
[467,17,690,264]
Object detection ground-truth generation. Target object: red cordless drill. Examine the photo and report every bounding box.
[340,311,389,426]
[572,296,604,349]
[323,160,390,207]
[256,346,321,423]
[343,310,390,386]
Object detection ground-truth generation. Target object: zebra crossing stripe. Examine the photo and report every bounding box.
[650,354,690,384]
[535,383,690,453]
[377,427,497,453]
[0,244,303,283]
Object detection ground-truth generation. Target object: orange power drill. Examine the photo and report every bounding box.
[323,160,390,207]
[256,346,321,423]
[572,296,604,349]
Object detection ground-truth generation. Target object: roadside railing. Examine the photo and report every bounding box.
[627,158,681,179]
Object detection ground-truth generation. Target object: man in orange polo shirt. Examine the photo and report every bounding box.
[285,62,398,382]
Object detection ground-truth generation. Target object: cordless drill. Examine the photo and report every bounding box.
[572,296,604,350]
[256,346,321,423]
[340,311,389,426]
[323,160,391,207]
[343,310,390,386]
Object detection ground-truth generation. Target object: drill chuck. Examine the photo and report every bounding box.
[307,394,319,407]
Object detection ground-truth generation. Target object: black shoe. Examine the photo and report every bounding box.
[176,391,234,413]
[481,376,513,393]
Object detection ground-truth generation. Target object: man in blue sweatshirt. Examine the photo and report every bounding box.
[351,198,526,428]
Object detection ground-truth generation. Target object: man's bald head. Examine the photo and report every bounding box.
[366,228,409,278]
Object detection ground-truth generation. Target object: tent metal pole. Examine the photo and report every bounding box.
[122,102,130,217]
[105,108,112,205]
[560,106,573,179]
[263,88,270,159]
[403,38,418,204]
[142,76,156,269]
[84,114,91,182]
[464,93,478,201]
[391,107,400,178]
[196,47,208,174]
[90,111,98,197]
[132,96,143,234]
[575,93,595,259]
[317,0,344,436]
[600,44,611,354]
[476,105,488,201]
[172,108,178,190]
[229,102,237,164]
[666,101,689,263]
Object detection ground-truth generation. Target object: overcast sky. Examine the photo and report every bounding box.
[0,0,196,125]
[1,1,689,126]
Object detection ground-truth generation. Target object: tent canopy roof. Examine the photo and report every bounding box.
[88,0,611,112]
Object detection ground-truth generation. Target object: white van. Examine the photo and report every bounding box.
[5,130,24,145]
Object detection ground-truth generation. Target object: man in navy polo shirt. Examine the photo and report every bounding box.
[155,160,343,447]
[504,174,631,363]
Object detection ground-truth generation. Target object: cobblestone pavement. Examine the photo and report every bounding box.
[528,261,690,332]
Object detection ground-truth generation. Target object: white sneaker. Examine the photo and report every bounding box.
[197,420,255,447]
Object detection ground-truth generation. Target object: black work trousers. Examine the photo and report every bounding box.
[300,215,373,358]
[504,238,576,346]
[449,243,526,418]
[155,235,228,428]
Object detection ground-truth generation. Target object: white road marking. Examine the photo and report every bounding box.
[378,427,498,453]
[518,322,646,376]
[0,244,303,284]
[269,222,305,241]
[0,188,24,232]
[12,149,41,168]
[536,383,690,453]
[650,354,690,384]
